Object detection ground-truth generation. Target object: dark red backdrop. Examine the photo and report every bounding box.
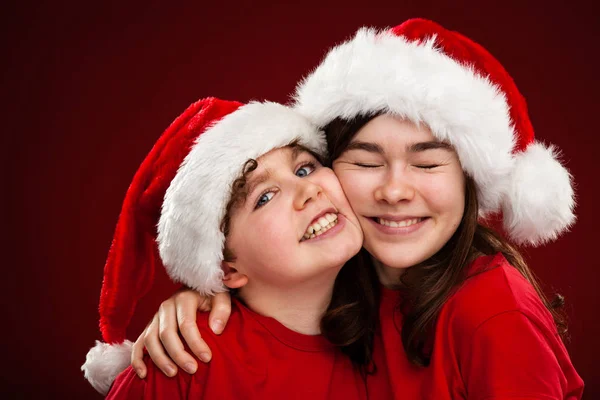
[4,1,599,398]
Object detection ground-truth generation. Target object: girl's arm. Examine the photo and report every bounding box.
[130,290,232,379]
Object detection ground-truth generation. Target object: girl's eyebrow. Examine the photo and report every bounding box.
[408,141,452,152]
[345,141,384,154]
[345,140,451,154]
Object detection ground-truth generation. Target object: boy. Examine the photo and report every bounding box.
[83,98,380,399]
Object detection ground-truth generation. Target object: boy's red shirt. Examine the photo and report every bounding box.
[371,253,584,399]
[107,297,374,400]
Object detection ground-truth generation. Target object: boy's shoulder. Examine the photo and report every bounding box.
[193,298,335,363]
[183,299,359,399]
[193,298,266,354]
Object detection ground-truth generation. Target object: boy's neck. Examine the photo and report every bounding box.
[238,267,340,335]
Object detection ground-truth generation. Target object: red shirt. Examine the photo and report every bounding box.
[372,253,584,399]
[107,298,369,400]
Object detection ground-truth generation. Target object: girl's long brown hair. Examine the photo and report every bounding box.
[325,115,567,367]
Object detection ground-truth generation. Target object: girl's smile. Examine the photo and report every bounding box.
[333,114,465,274]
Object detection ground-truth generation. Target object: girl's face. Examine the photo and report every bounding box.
[225,146,363,289]
[332,115,465,285]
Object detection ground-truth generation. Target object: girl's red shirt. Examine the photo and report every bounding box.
[371,253,584,399]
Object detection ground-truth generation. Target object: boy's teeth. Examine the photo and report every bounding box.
[301,213,338,241]
[377,217,421,228]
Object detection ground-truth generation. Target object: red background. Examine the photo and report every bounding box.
[4,1,599,398]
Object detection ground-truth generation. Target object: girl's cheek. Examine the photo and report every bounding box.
[338,174,367,204]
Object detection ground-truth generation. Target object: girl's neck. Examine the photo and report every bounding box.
[372,257,407,289]
[238,267,340,335]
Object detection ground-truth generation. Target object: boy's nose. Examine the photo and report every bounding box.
[294,180,323,210]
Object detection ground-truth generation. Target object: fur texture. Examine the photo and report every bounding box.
[98,97,242,345]
[294,28,515,215]
[503,142,575,245]
[81,340,133,395]
[158,102,327,294]
[293,24,575,245]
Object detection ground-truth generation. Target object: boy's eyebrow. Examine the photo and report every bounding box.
[242,145,313,206]
[244,170,271,204]
[408,141,452,152]
[291,145,306,161]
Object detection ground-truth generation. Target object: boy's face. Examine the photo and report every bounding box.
[224,146,363,289]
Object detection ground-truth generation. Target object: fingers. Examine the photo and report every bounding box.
[131,330,148,379]
[154,298,200,374]
[208,292,232,335]
[175,292,212,363]
[144,305,179,377]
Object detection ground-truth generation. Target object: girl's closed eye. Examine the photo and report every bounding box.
[414,164,441,169]
[353,162,382,168]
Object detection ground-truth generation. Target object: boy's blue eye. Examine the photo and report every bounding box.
[256,192,274,208]
[295,163,316,177]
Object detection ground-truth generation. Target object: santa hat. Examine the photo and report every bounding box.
[81,97,327,394]
[293,18,575,246]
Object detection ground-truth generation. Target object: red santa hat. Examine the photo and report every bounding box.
[293,18,575,246]
[81,97,327,394]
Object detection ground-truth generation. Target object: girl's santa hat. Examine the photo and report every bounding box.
[81,97,327,394]
[294,18,575,246]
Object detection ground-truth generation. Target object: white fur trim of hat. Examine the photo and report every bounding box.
[158,101,327,294]
[293,23,575,246]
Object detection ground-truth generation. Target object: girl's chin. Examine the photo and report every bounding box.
[370,250,433,271]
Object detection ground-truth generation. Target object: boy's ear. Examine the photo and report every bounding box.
[221,261,248,289]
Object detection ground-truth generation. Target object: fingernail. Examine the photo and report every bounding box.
[199,352,211,363]
[184,362,197,373]
[135,368,146,379]
[165,365,176,377]
[211,319,224,334]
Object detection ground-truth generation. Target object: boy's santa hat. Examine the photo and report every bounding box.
[81,97,327,394]
[294,18,575,246]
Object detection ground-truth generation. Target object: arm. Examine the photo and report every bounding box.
[131,289,232,379]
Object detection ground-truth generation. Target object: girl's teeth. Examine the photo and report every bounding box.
[378,217,421,227]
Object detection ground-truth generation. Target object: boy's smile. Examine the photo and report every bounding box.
[224,146,363,291]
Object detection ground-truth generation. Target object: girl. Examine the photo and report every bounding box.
[82,98,387,398]
[133,19,584,398]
